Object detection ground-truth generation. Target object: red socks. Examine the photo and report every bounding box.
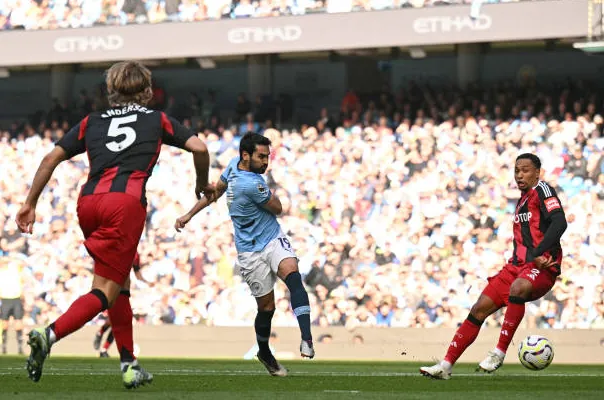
[444,315,483,365]
[108,290,136,363]
[496,297,526,353]
[50,289,108,342]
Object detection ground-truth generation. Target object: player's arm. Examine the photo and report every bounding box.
[161,113,213,199]
[262,193,283,216]
[533,185,568,260]
[185,137,213,200]
[175,178,228,232]
[247,177,282,216]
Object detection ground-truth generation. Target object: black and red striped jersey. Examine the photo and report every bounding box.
[510,181,565,266]
[56,104,193,206]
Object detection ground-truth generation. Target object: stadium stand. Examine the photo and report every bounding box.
[1,80,603,331]
[0,0,529,31]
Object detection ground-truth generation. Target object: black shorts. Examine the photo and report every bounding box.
[0,298,24,321]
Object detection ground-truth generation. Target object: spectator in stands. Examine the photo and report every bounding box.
[0,78,602,333]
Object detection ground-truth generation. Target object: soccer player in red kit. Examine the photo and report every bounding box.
[420,153,568,379]
[15,61,213,388]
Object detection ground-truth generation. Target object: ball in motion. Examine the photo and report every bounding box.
[518,335,554,370]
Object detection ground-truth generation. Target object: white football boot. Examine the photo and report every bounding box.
[477,349,505,373]
[419,361,452,380]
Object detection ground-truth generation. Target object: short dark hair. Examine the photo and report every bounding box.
[239,133,271,159]
[516,153,541,169]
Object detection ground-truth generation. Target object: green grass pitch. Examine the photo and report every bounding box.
[0,356,602,399]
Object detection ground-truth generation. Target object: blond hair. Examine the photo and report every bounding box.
[105,61,153,106]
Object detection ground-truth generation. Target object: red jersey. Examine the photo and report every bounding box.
[510,181,565,266]
[56,104,193,206]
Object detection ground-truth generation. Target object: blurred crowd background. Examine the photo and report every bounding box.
[0,0,523,30]
[1,78,603,332]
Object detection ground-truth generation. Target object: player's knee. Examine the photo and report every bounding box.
[256,293,276,312]
[258,301,275,313]
[469,302,492,322]
[469,305,488,321]
[278,258,299,279]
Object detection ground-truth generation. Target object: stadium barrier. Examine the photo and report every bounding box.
[6,326,602,364]
[0,0,587,66]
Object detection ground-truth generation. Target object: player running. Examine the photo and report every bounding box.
[175,133,314,376]
[16,60,213,388]
[420,153,568,379]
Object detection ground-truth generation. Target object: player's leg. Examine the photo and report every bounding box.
[100,328,113,357]
[111,274,153,388]
[271,235,314,358]
[277,258,314,358]
[1,305,9,354]
[1,321,8,355]
[14,300,24,355]
[481,266,557,372]
[27,193,145,384]
[94,317,110,351]
[240,250,287,377]
[421,268,509,379]
[255,291,276,358]
[254,291,287,377]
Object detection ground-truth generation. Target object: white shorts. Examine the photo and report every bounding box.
[238,233,297,297]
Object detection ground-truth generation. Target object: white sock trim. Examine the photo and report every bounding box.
[494,348,505,358]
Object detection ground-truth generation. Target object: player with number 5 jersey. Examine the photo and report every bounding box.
[15,61,214,389]
[175,133,315,376]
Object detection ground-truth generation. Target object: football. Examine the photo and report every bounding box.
[518,335,554,370]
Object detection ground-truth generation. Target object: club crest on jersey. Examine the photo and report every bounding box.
[513,211,532,223]
[257,183,266,194]
[544,197,561,212]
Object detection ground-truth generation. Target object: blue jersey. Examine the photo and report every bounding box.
[220,157,281,253]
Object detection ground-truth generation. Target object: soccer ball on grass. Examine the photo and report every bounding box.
[517,335,554,370]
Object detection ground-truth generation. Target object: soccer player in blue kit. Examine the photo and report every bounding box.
[175,133,314,376]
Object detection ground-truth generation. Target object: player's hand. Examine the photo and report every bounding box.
[195,182,215,200]
[534,255,555,270]
[175,215,191,233]
[15,204,36,234]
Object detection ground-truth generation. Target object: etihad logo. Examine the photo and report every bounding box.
[54,35,124,53]
[513,212,532,224]
[227,25,302,44]
[413,15,492,34]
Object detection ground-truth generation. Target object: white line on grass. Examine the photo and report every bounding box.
[324,390,360,394]
[0,368,602,378]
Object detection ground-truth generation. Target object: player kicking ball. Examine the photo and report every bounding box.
[16,60,213,388]
[175,133,315,377]
[420,153,568,379]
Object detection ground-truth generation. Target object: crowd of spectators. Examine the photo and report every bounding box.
[1,1,526,31]
[1,78,603,334]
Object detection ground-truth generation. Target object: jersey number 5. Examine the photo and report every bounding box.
[106,115,137,152]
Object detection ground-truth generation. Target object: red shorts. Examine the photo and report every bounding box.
[482,262,558,308]
[77,192,146,286]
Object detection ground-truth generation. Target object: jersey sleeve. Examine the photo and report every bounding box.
[160,112,194,150]
[246,176,271,205]
[56,117,87,158]
[220,167,231,184]
[536,182,564,221]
